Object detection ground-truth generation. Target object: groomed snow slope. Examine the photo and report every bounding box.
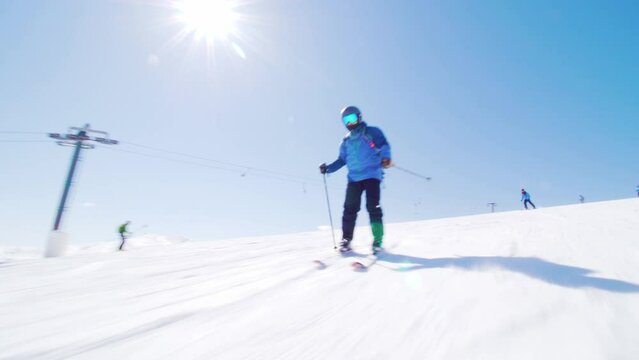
[1,199,638,359]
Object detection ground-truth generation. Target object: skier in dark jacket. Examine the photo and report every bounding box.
[118,221,131,251]
[521,189,536,210]
[320,106,391,254]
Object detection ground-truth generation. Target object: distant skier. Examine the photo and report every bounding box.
[118,221,131,251]
[636,185,639,197]
[579,195,585,204]
[319,106,391,254]
[521,189,536,210]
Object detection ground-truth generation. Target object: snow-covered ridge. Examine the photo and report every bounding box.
[0,234,190,262]
[1,199,638,359]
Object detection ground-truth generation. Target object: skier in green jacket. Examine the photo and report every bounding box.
[118,221,131,251]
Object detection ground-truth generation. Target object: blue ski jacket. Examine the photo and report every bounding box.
[521,192,531,201]
[326,122,391,182]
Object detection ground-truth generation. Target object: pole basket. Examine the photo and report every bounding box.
[45,231,68,257]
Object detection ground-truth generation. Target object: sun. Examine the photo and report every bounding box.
[162,0,251,61]
[174,0,239,42]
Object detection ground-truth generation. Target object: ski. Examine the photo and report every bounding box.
[312,252,345,269]
[313,250,363,269]
[313,259,331,269]
[351,254,378,271]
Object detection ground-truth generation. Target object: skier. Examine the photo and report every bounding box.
[579,195,585,204]
[636,185,639,197]
[521,189,536,210]
[118,221,131,251]
[319,106,392,254]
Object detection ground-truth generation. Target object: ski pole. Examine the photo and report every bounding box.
[322,173,338,250]
[392,164,432,182]
[130,224,148,235]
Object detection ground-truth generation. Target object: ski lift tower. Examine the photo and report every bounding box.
[46,124,118,257]
[487,202,497,213]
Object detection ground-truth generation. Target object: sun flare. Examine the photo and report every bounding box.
[175,0,239,42]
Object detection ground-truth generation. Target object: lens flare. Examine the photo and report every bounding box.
[161,0,254,64]
[175,0,239,42]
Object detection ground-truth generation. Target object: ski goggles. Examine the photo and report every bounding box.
[342,113,359,126]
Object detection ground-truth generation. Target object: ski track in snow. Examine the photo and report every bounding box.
[1,199,639,359]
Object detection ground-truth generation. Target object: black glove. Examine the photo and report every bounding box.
[319,163,328,174]
[381,158,392,169]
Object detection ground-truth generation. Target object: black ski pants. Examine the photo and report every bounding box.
[119,233,126,251]
[342,179,382,240]
[524,199,536,210]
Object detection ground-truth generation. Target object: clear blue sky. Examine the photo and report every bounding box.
[1,0,638,247]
